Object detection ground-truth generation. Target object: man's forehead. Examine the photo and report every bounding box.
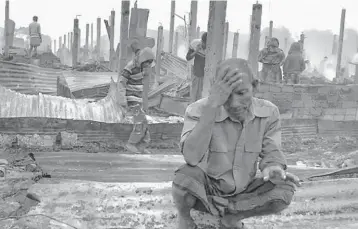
[217,58,253,82]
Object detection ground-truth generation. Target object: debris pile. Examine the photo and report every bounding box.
[73,61,112,72]
[0,151,50,228]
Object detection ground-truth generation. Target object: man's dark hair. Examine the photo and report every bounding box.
[33,16,38,22]
[216,58,259,88]
[201,32,207,43]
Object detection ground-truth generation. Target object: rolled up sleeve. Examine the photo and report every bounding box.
[180,112,198,153]
[259,107,287,171]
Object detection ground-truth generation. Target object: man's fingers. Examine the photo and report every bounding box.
[286,172,301,186]
[217,66,230,81]
[262,168,270,181]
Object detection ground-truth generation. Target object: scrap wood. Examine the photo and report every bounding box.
[307,166,358,181]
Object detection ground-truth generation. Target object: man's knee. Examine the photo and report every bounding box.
[269,182,296,212]
[174,164,206,184]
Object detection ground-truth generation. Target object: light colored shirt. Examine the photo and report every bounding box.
[29,22,41,38]
[180,97,287,195]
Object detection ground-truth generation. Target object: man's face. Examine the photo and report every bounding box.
[224,72,254,120]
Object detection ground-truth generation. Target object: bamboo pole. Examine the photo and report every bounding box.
[4,0,9,58]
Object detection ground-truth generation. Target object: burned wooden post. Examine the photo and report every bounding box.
[336,9,346,80]
[78,28,81,52]
[68,32,70,51]
[332,34,338,55]
[97,17,101,59]
[110,10,116,70]
[64,34,67,48]
[119,1,130,72]
[232,31,239,58]
[188,0,198,46]
[54,40,57,54]
[222,21,229,60]
[4,0,9,58]
[85,23,89,59]
[202,0,227,98]
[59,37,62,50]
[72,18,79,67]
[248,3,262,76]
[70,32,73,51]
[169,0,175,53]
[196,26,201,39]
[155,25,164,84]
[91,23,94,50]
[269,20,273,38]
[173,30,179,55]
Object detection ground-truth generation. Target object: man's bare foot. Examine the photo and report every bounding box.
[178,215,197,229]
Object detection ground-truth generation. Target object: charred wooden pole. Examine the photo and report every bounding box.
[4,0,9,57]
[332,34,338,55]
[64,34,67,48]
[70,32,73,51]
[232,31,239,58]
[155,25,164,84]
[336,8,346,80]
[222,21,229,59]
[119,1,130,72]
[78,28,81,51]
[110,10,115,70]
[269,20,273,38]
[248,3,262,77]
[72,18,79,67]
[97,17,101,59]
[196,26,201,38]
[188,0,198,46]
[85,23,89,59]
[202,0,227,98]
[173,30,179,55]
[91,23,94,51]
[68,32,70,51]
[54,40,57,54]
[169,0,175,53]
[59,37,62,49]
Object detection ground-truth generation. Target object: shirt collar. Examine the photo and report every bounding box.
[215,97,272,122]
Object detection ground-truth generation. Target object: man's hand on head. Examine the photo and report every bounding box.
[207,65,242,108]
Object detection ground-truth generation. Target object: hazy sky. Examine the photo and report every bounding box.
[1,0,357,41]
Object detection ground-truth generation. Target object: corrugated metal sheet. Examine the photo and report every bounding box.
[0,61,61,95]
[161,52,188,80]
[0,79,125,123]
[281,119,318,139]
[63,71,117,92]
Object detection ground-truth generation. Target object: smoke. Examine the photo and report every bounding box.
[323,67,336,81]
[177,44,187,59]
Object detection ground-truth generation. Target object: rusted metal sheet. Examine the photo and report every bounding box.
[0,61,61,95]
[0,79,125,123]
[63,71,117,92]
[161,52,188,79]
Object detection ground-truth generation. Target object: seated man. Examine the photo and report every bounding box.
[172,58,300,229]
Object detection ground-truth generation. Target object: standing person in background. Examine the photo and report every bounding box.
[119,39,155,154]
[258,37,285,83]
[28,16,42,57]
[282,42,306,84]
[186,32,207,103]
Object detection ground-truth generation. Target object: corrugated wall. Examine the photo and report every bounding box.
[0,61,61,95]
[0,61,118,96]
[0,80,125,123]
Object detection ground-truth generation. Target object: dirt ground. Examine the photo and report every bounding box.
[0,135,358,228]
